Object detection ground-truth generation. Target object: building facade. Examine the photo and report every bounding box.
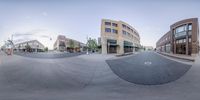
[14,40,45,52]
[156,18,199,56]
[144,46,154,51]
[54,35,85,52]
[101,19,140,54]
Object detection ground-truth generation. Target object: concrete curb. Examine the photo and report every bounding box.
[157,52,195,62]
[116,52,133,57]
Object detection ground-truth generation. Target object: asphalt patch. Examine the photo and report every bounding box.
[106,52,191,85]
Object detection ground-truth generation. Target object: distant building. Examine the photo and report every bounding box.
[100,19,140,54]
[14,40,45,52]
[144,46,154,51]
[54,35,86,52]
[156,18,199,56]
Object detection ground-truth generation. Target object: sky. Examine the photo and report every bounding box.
[0,0,200,49]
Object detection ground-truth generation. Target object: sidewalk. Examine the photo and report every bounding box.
[157,52,195,62]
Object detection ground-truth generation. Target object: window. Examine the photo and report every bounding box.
[131,29,133,32]
[175,25,187,33]
[179,39,183,43]
[127,32,130,36]
[112,23,118,27]
[105,22,111,26]
[183,39,186,42]
[174,26,187,38]
[165,43,171,53]
[112,29,118,34]
[127,26,131,30]
[105,28,111,32]
[176,40,179,44]
[134,32,138,36]
[122,24,126,28]
[122,30,126,35]
[189,38,191,42]
[188,31,192,35]
[188,24,192,31]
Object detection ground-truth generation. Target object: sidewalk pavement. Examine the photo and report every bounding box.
[157,51,195,62]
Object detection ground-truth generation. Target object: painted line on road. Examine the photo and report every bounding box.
[144,61,152,65]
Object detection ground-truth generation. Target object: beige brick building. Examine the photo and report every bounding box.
[101,19,140,54]
[54,35,85,52]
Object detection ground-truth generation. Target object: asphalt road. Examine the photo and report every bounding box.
[0,52,199,100]
[14,52,86,59]
[106,51,192,85]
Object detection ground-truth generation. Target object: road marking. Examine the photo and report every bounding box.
[144,61,152,65]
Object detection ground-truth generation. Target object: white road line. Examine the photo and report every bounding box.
[144,61,152,65]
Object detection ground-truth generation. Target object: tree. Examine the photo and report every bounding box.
[69,39,75,52]
[25,43,32,52]
[44,47,48,52]
[18,45,21,52]
[87,38,98,52]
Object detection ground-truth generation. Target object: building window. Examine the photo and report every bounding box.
[165,43,171,53]
[189,38,191,42]
[188,31,192,35]
[122,30,126,35]
[127,32,130,36]
[174,25,187,38]
[179,39,183,43]
[122,24,126,28]
[105,28,111,32]
[175,25,187,33]
[112,23,118,27]
[127,26,131,30]
[112,29,118,34]
[131,29,133,32]
[105,22,111,26]
[188,24,192,31]
[131,35,133,38]
[183,39,186,42]
[176,40,179,44]
[134,32,138,36]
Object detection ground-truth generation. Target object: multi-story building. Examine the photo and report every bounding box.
[101,19,140,54]
[156,18,199,56]
[144,46,154,51]
[14,40,45,52]
[54,35,85,52]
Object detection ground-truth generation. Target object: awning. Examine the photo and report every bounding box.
[124,41,133,47]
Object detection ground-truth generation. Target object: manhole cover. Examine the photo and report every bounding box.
[144,61,152,65]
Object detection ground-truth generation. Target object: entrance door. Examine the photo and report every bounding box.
[108,46,117,53]
[176,44,186,54]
